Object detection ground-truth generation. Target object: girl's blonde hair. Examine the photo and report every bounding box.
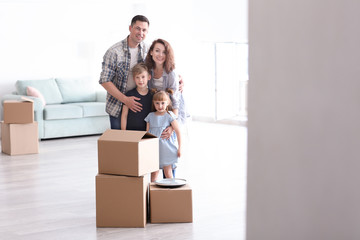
[151,88,174,112]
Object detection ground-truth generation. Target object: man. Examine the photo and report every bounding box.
[99,15,150,129]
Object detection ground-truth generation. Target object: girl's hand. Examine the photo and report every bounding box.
[161,126,173,140]
[125,96,142,112]
[177,149,181,157]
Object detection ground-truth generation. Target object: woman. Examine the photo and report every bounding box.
[145,39,188,124]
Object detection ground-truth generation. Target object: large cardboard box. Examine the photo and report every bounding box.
[3,98,34,124]
[98,130,159,176]
[1,121,39,155]
[149,183,193,223]
[96,173,149,228]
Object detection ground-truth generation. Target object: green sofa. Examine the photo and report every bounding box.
[1,78,110,139]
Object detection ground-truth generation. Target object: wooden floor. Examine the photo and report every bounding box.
[0,121,247,240]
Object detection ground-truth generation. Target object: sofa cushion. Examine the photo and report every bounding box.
[56,78,97,103]
[26,86,46,106]
[44,104,83,120]
[68,102,107,117]
[16,79,63,104]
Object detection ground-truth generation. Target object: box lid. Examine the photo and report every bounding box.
[4,97,34,104]
[99,130,157,142]
[20,96,34,102]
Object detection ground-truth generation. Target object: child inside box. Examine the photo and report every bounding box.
[145,90,182,182]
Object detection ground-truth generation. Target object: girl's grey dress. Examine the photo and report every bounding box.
[145,111,179,168]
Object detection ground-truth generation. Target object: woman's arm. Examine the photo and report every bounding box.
[178,75,184,93]
[166,71,181,110]
[161,126,173,139]
[172,108,178,116]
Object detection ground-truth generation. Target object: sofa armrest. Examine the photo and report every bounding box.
[96,90,107,102]
[1,94,45,112]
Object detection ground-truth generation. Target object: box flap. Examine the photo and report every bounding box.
[4,97,34,103]
[143,132,157,139]
[20,96,34,102]
[99,130,157,142]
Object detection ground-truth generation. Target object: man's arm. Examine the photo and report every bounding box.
[101,82,142,112]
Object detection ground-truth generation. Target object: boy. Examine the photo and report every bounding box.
[121,63,153,130]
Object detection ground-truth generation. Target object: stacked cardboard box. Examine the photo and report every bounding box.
[149,183,193,223]
[1,98,39,155]
[96,129,159,228]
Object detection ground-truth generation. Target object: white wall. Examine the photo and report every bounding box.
[0,0,134,120]
[0,0,248,122]
[0,0,191,119]
[247,1,360,239]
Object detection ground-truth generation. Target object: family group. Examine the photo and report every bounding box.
[99,15,189,182]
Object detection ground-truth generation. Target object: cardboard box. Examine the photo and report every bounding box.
[1,121,39,155]
[96,173,149,228]
[3,97,34,124]
[149,183,193,223]
[98,130,159,176]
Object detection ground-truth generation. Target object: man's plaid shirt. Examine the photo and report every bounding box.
[99,37,148,118]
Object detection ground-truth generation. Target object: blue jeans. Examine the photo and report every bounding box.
[110,115,121,129]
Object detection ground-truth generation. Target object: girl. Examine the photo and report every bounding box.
[145,38,188,124]
[145,90,182,182]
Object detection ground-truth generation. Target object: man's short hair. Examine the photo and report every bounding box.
[131,15,150,26]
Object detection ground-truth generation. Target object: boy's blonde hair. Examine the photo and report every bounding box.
[132,62,150,77]
[151,88,174,112]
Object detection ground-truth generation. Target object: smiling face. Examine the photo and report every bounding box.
[150,43,166,66]
[128,20,149,48]
[134,70,151,89]
[153,100,169,114]
[151,90,172,113]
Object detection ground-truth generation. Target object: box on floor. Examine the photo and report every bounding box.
[98,130,159,177]
[1,121,39,155]
[3,98,34,124]
[149,183,193,223]
[96,173,149,228]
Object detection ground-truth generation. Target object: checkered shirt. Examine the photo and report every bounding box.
[99,37,148,117]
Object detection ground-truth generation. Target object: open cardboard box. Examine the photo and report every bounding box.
[98,130,159,177]
[3,97,34,124]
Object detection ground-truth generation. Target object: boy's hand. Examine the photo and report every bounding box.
[125,96,142,112]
